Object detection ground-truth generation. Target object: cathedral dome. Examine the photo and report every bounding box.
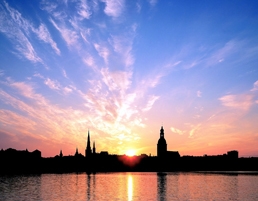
[158,137,167,145]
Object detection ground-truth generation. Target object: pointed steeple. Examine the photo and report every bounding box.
[85,130,92,157]
[87,130,91,148]
[60,150,63,157]
[93,141,96,154]
[160,126,164,138]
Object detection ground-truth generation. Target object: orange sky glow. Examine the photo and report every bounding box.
[0,1,258,157]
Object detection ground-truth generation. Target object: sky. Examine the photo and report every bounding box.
[0,0,258,157]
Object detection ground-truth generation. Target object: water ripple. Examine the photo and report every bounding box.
[0,172,258,200]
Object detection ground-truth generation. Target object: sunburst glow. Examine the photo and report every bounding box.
[0,1,258,158]
[126,150,136,157]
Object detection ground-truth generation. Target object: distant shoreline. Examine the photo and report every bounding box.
[1,149,258,175]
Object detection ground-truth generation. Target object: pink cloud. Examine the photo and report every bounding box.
[171,127,185,135]
[251,80,258,91]
[219,94,253,111]
[101,0,125,18]
[197,90,202,98]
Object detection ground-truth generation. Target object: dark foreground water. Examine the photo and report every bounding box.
[1,172,258,200]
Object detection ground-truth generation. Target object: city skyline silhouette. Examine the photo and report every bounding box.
[1,126,258,175]
[1,1,258,201]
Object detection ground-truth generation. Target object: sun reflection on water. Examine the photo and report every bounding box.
[1,173,258,200]
[127,175,133,201]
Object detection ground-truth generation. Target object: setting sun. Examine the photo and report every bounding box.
[126,150,136,157]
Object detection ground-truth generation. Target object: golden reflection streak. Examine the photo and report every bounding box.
[127,175,133,201]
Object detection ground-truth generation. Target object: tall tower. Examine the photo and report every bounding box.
[93,141,96,154]
[85,130,92,157]
[75,147,79,156]
[59,150,63,157]
[157,126,167,157]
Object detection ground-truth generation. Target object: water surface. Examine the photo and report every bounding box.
[1,172,258,200]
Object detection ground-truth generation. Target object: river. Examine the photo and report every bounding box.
[1,172,258,200]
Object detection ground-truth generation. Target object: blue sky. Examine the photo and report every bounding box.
[0,0,258,157]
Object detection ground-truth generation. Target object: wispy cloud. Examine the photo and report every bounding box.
[189,124,201,138]
[219,94,253,111]
[83,54,94,66]
[36,2,153,150]
[50,18,79,47]
[70,62,160,149]
[174,123,202,139]
[94,43,110,64]
[33,23,61,55]
[16,37,43,63]
[171,39,258,71]
[136,2,141,13]
[100,67,132,92]
[0,81,88,148]
[139,60,177,89]
[0,8,42,63]
[148,0,158,7]
[171,127,185,135]
[62,69,68,78]
[219,81,258,112]
[251,80,258,92]
[40,0,58,13]
[101,0,125,18]
[42,77,73,95]
[197,90,202,98]
[80,29,91,43]
[77,0,92,20]
[0,1,60,64]
[0,109,36,133]
[44,78,61,90]
[206,40,237,66]
[110,34,135,67]
[34,74,73,95]
[143,95,159,112]
[203,39,258,68]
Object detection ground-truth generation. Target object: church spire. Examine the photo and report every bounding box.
[87,130,91,147]
[160,126,164,138]
[157,126,167,157]
[85,130,92,157]
[93,141,96,154]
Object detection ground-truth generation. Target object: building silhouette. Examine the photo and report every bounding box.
[227,150,238,158]
[75,147,79,156]
[85,130,92,157]
[93,141,96,155]
[2,126,254,175]
[157,126,180,158]
[157,126,167,157]
[59,150,63,157]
